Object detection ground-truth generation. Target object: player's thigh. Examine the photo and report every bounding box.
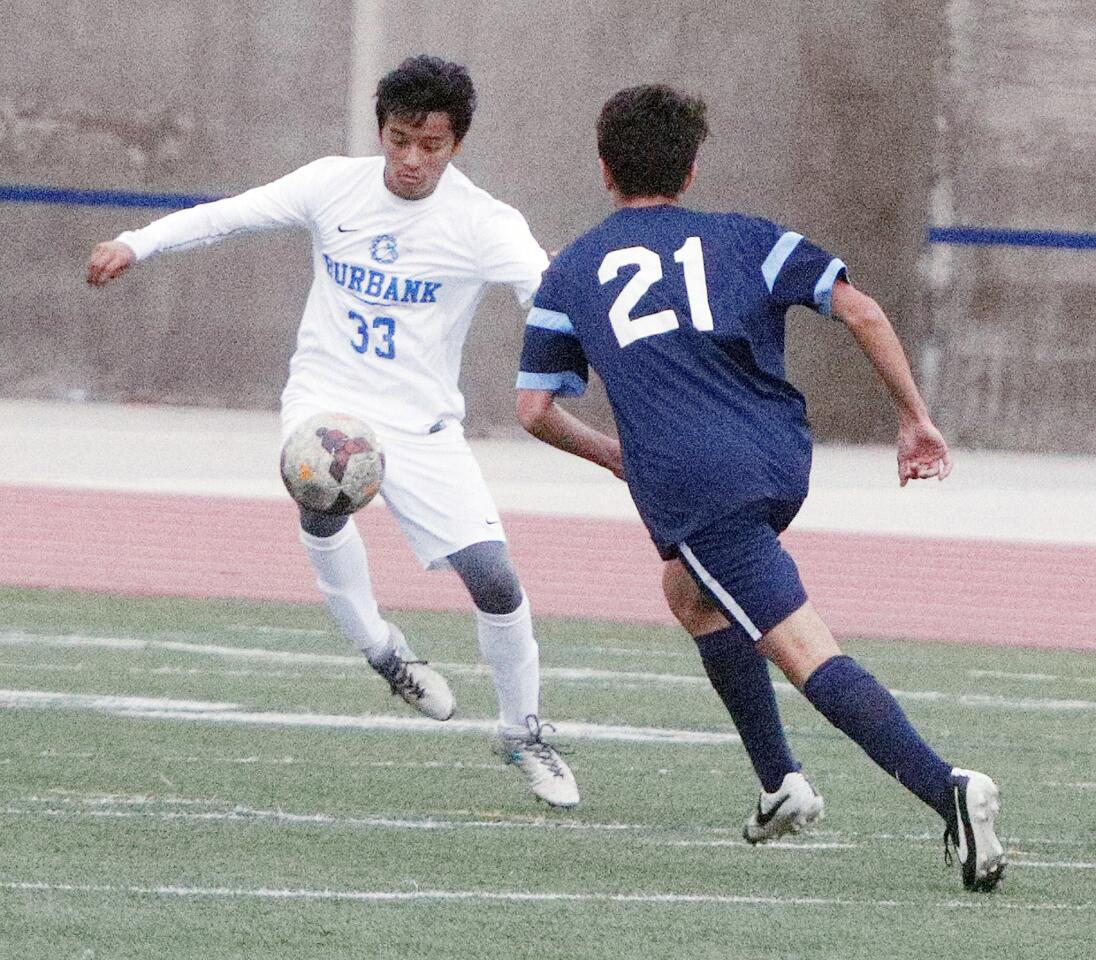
[378,426,506,570]
[662,559,729,636]
[674,502,808,643]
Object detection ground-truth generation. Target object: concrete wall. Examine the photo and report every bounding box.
[366,0,939,442]
[927,0,1096,452]
[21,1,1074,451]
[1,1,350,409]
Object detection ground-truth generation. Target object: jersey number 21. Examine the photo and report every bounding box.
[598,237,713,348]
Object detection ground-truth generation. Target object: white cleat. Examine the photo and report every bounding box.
[497,715,579,808]
[743,771,825,844]
[370,624,455,721]
[948,768,1007,892]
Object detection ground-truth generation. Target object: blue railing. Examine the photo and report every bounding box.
[4,183,1096,249]
[0,184,220,210]
[927,225,1096,250]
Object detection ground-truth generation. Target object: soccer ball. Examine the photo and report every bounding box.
[280,412,385,515]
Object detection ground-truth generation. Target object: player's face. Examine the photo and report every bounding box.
[380,112,461,201]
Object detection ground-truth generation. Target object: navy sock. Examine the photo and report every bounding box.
[694,626,799,793]
[803,655,953,821]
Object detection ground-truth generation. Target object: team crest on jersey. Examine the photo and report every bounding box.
[371,234,399,264]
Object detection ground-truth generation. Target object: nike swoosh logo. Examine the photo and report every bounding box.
[755,794,789,827]
[953,785,969,864]
[337,225,360,233]
[485,519,501,526]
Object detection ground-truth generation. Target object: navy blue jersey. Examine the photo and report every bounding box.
[517,205,846,547]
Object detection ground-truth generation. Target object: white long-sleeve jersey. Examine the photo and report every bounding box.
[117,156,549,434]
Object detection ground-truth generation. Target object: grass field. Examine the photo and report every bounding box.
[1,585,1093,959]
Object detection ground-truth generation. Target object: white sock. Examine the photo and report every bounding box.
[299,523,391,662]
[476,593,540,735]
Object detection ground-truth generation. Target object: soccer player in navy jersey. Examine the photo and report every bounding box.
[515,84,1005,890]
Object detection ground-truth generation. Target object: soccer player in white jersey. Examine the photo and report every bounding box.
[515,84,1006,888]
[86,55,578,808]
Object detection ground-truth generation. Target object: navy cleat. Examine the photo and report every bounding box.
[946,768,1007,892]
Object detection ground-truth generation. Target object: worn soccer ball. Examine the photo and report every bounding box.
[280,412,385,515]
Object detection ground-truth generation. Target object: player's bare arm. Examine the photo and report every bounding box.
[86,240,136,287]
[830,278,952,486]
[516,389,624,479]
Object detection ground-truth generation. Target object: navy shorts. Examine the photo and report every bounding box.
[659,499,808,640]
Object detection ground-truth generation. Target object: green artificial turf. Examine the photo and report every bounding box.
[0,586,1092,959]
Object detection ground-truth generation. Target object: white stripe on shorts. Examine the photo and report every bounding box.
[678,542,762,641]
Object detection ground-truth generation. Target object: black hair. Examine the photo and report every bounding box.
[597,84,709,198]
[375,55,477,143]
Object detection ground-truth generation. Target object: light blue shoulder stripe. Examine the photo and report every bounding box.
[813,258,847,318]
[515,370,587,397]
[526,306,575,335]
[761,231,803,292]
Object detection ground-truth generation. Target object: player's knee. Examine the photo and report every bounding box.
[470,572,524,614]
[756,602,842,689]
[299,508,349,538]
[449,541,524,614]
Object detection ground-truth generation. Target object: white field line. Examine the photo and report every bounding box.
[1041,781,1096,790]
[654,838,1096,869]
[0,879,1090,911]
[662,839,857,850]
[28,789,611,822]
[7,793,1096,867]
[10,749,505,772]
[0,633,371,667]
[812,829,1095,850]
[3,632,1096,711]
[7,655,1096,710]
[13,749,1096,795]
[0,633,701,685]
[887,690,1096,711]
[968,669,1096,686]
[650,833,1096,859]
[222,624,328,638]
[0,661,293,682]
[4,803,640,834]
[557,645,684,659]
[0,659,705,689]
[13,804,1088,872]
[0,661,368,682]
[0,688,741,746]
[224,630,688,661]
[0,690,240,713]
[220,631,688,661]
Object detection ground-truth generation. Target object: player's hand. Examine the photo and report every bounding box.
[86,241,136,287]
[603,439,625,480]
[897,417,952,486]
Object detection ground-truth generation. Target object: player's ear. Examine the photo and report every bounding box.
[598,158,616,192]
[680,161,698,195]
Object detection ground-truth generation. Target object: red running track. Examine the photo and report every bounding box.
[1,485,1093,651]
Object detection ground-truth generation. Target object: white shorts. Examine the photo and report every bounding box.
[281,401,505,570]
